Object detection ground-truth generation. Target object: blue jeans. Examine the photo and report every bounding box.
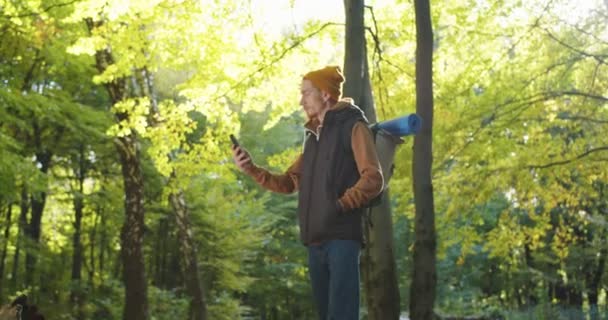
[307,240,361,320]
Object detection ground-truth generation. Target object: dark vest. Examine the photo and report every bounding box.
[297,104,367,245]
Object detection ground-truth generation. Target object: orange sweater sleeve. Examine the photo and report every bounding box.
[338,122,384,211]
[245,154,302,194]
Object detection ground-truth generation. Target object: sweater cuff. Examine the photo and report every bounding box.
[336,199,346,213]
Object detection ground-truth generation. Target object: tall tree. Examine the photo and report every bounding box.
[343,1,400,319]
[69,143,89,319]
[146,77,208,318]
[85,17,150,320]
[0,205,12,296]
[410,0,436,319]
[129,18,209,320]
[168,189,207,320]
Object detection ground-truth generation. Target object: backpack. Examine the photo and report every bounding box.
[338,120,404,209]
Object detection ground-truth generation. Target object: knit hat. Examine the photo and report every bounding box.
[303,66,345,101]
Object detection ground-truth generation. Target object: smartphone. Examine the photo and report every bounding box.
[229,134,240,147]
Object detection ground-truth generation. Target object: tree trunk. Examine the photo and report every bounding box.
[343,1,401,319]
[361,190,401,319]
[88,204,99,288]
[343,0,367,117]
[169,190,208,320]
[98,204,107,278]
[87,17,149,320]
[153,217,168,288]
[25,144,51,286]
[71,144,86,319]
[588,184,607,320]
[12,186,29,292]
[586,237,606,320]
[410,0,437,319]
[0,204,12,296]
[116,134,149,320]
[154,216,175,289]
[137,63,208,319]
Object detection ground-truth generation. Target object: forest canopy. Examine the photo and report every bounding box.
[0,0,607,319]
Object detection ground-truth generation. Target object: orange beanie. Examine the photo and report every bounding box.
[303,66,345,101]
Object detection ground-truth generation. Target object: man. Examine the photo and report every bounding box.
[232,66,383,320]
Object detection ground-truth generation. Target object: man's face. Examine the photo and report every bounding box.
[300,79,325,120]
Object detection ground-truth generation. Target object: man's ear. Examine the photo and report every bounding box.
[321,91,331,103]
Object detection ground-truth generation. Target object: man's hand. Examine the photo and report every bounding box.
[232,145,253,172]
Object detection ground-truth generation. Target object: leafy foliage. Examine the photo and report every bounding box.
[0,0,607,319]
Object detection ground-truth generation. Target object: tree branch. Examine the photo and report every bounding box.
[364,5,388,118]
[522,115,608,124]
[554,16,608,46]
[543,28,608,64]
[494,90,608,129]
[476,146,608,179]
[364,5,382,61]
[2,0,82,19]
[434,88,608,174]
[212,22,341,103]
[550,90,608,102]
[524,146,608,169]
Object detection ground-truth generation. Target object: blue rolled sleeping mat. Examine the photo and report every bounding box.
[370,113,422,137]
